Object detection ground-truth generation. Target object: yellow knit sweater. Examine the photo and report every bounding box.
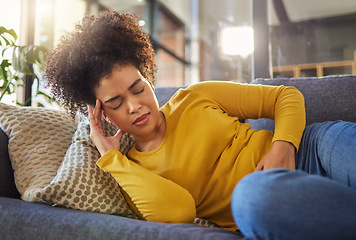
[97,81,306,230]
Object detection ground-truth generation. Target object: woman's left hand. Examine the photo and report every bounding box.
[254,140,296,171]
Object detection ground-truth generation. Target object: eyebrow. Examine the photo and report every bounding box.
[128,79,142,90]
[104,79,142,104]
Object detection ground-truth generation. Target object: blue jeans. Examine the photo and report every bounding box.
[231,121,356,240]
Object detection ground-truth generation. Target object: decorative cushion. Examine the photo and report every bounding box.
[34,114,140,218]
[0,102,77,201]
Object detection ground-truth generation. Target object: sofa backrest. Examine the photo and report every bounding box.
[2,77,355,198]
[246,75,356,131]
[154,87,183,107]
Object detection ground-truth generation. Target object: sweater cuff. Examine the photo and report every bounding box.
[272,134,300,152]
[96,148,121,172]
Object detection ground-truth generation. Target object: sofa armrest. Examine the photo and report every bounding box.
[0,128,21,199]
[247,75,356,130]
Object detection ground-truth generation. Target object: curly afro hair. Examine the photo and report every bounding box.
[45,10,157,116]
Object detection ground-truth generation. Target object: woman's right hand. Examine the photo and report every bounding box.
[87,99,124,156]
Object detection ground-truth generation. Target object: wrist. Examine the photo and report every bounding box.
[272,140,296,153]
[95,141,114,156]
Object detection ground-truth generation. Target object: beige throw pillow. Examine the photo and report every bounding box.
[34,114,140,218]
[0,102,77,201]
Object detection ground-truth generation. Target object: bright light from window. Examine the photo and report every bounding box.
[221,26,254,57]
[53,0,86,45]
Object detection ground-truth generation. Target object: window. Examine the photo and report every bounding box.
[99,0,253,85]
[0,0,21,104]
[268,0,356,78]
[3,0,356,107]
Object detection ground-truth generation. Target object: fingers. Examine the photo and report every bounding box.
[113,128,125,141]
[87,99,102,123]
[254,160,264,172]
[93,99,102,121]
[87,100,105,139]
[87,104,94,121]
[254,164,263,172]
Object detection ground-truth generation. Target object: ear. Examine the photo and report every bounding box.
[102,111,112,124]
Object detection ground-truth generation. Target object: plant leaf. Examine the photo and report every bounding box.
[7,28,18,42]
[12,46,32,74]
[0,27,17,46]
[0,59,11,82]
[37,90,53,103]
[34,46,46,63]
[1,26,50,105]
[25,45,36,63]
[25,45,46,64]
[11,46,20,71]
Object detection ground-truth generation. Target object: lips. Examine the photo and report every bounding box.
[133,113,150,126]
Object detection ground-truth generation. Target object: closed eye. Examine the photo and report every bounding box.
[133,88,144,94]
[112,88,143,110]
[113,102,123,110]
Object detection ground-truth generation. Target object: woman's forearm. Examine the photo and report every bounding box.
[97,148,196,223]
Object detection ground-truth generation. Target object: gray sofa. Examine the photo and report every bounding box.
[1,75,356,240]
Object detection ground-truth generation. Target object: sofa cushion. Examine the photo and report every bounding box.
[0,197,243,240]
[0,103,77,200]
[0,128,20,198]
[247,75,356,131]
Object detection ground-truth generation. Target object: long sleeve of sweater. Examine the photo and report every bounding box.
[184,82,306,150]
[96,148,196,223]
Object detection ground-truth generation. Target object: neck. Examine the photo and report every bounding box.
[134,111,166,152]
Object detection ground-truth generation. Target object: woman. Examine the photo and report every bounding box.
[45,10,356,240]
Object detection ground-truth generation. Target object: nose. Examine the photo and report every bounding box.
[127,96,141,114]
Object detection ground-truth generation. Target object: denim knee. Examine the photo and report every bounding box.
[231,169,300,239]
[231,169,356,240]
[232,170,277,222]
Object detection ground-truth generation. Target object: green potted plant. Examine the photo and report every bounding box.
[0,26,52,106]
